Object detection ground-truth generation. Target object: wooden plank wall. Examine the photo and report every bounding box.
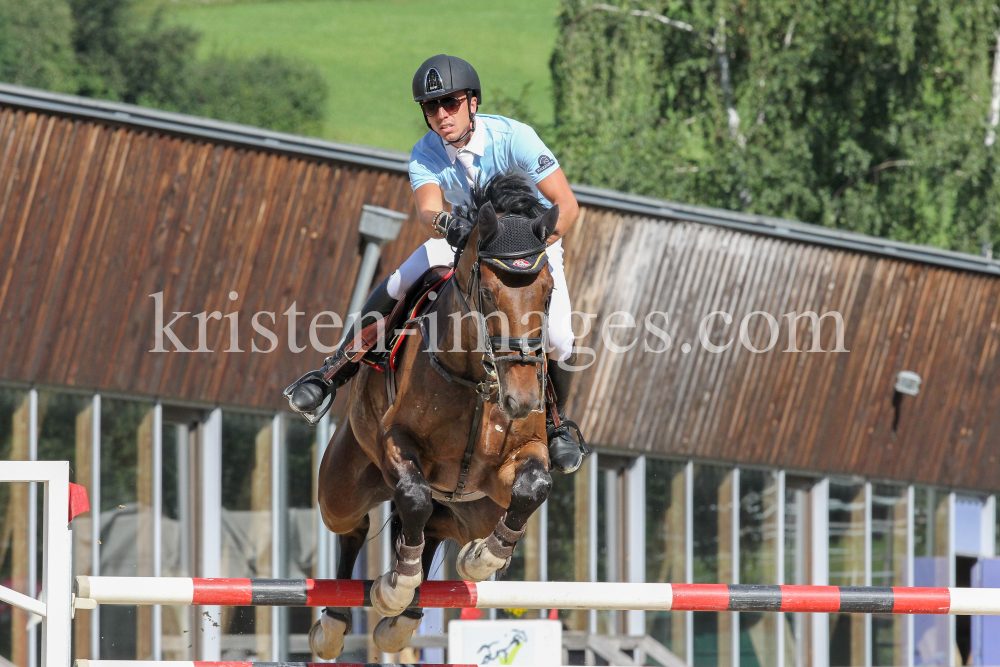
[2,104,999,490]
[562,209,1000,491]
[0,106,431,409]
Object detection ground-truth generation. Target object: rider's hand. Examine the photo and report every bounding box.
[435,212,475,249]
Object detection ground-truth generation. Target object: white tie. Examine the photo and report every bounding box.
[456,149,477,185]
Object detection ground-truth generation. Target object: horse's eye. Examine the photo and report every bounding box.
[480,289,494,303]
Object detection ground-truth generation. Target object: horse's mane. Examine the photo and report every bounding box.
[453,170,548,220]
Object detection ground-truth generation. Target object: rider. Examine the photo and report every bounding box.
[287,54,586,473]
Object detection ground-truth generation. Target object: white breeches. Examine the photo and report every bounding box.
[387,238,575,361]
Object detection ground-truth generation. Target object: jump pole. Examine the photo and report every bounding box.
[76,577,1000,615]
[74,663,471,667]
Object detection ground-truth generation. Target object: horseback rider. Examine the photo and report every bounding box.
[286,54,587,474]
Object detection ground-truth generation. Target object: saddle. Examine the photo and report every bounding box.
[323,266,452,381]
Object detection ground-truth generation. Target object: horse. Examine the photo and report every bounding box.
[309,175,559,657]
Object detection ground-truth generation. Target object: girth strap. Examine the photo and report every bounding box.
[410,312,495,502]
[450,391,485,502]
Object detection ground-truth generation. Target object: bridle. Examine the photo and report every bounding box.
[416,248,551,417]
[454,254,551,417]
[408,233,551,502]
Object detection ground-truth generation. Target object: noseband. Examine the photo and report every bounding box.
[455,254,550,416]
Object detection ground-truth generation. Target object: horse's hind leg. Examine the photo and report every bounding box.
[373,527,443,654]
[457,445,552,581]
[309,517,368,659]
[369,427,434,617]
[309,420,390,659]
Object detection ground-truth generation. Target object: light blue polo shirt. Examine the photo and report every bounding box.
[409,114,560,207]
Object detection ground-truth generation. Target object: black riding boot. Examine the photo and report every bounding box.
[547,354,588,474]
[284,277,397,423]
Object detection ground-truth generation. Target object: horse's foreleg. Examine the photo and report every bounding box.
[369,428,433,617]
[373,534,442,653]
[457,448,552,581]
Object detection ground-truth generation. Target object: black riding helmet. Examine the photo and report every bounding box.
[413,54,481,143]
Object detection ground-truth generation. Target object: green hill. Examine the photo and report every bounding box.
[155,0,560,151]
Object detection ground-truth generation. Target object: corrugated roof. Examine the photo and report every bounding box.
[2,82,998,277]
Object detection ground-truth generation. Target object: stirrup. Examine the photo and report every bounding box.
[283,370,334,425]
[546,417,590,457]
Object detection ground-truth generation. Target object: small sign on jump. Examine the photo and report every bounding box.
[448,619,562,666]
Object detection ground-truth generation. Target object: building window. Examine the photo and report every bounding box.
[285,416,317,660]
[784,477,811,667]
[220,411,274,661]
[913,487,950,667]
[693,464,735,667]
[160,416,193,661]
[828,481,865,667]
[871,484,907,666]
[645,458,687,655]
[99,398,155,660]
[739,469,780,667]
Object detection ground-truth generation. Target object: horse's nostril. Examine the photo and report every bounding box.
[504,396,520,415]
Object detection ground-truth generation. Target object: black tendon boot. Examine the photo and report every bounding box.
[546,354,589,473]
[284,277,397,424]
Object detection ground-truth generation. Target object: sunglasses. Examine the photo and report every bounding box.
[420,95,466,117]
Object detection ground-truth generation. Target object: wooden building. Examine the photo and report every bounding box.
[2,83,999,667]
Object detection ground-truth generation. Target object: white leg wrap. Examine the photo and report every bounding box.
[455,538,510,582]
[372,613,423,653]
[370,537,424,617]
[370,569,422,617]
[308,609,350,660]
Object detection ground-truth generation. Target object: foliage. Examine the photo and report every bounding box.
[0,0,77,92]
[172,54,327,136]
[551,0,1000,254]
[69,0,200,105]
[0,0,328,136]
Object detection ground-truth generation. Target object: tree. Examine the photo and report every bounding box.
[551,0,1000,254]
[0,0,76,92]
[0,0,328,137]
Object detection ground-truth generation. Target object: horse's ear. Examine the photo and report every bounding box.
[477,202,500,247]
[532,205,559,242]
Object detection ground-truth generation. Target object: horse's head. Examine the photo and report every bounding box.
[454,193,558,421]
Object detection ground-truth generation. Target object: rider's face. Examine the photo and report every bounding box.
[424,94,478,144]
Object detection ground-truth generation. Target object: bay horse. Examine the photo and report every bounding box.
[309,178,559,657]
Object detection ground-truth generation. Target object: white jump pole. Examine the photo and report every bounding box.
[74,576,1000,615]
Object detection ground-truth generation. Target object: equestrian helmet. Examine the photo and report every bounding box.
[412,54,482,105]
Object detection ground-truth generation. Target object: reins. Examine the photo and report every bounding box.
[405,244,551,502]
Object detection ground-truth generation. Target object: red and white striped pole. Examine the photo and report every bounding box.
[75,663,471,667]
[75,577,1000,615]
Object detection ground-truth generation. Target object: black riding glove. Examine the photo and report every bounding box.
[434,212,475,250]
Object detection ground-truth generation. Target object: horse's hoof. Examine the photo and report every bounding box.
[456,538,509,582]
[370,571,422,617]
[308,608,351,660]
[372,612,423,653]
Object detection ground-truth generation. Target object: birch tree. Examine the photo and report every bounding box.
[550,0,1000,255]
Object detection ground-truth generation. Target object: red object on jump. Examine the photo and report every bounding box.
[776,585,843,612]
[891,586,951,614]
[192,579,253,606]
[669,584,731,611]
[305,579,366,607]
[68,482,89,522]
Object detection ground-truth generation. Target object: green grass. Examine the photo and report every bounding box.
[152,0,561,151]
